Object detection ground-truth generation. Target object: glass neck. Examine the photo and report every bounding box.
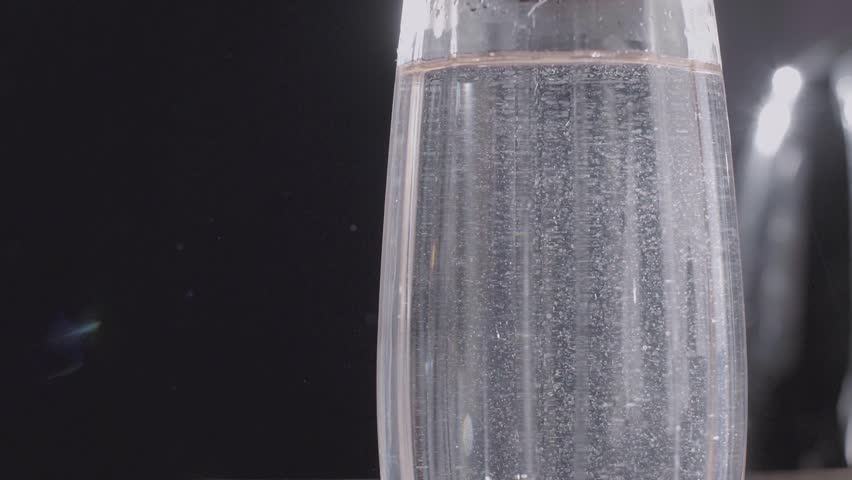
[397,0,721,67]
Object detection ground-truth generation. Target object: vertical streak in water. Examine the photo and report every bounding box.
[648,65,683,480]
[636,66,671,477]
[454,80,472,480]
[516,72,536,480]
[414,71,442,480]
[621,146,641,439]
[457,79,490,479]
[571,72,590,480]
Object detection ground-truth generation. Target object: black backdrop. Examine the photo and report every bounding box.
[5,0,852,478]
[5,2,397,478]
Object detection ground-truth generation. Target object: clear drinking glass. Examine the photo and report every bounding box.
[378,1,747,479]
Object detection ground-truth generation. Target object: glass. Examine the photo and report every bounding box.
[378,1,747,479]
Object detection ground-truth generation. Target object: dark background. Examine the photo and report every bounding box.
[4,0,852,478]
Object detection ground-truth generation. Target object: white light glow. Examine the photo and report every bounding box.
[771,66,803,103]
[752,65,803,156]
[836,76,852,128]
[754,100,792,156]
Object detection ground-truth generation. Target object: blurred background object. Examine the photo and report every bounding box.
[835,51,852,466]
[749,470,852,480]
[4,0,852,477]
[738,50,850,469]
[724,0,852,469]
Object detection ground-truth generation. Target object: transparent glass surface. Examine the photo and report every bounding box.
[379,2,746,480]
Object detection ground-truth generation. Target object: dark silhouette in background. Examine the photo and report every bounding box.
[4,0,852,477]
